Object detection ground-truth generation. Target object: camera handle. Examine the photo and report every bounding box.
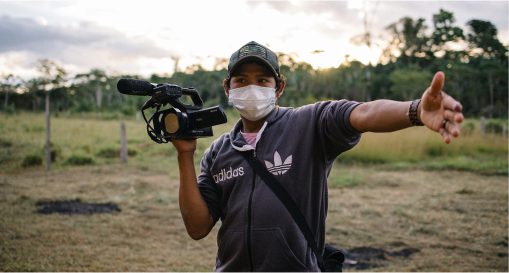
[152,84,204,111]
[170,88,203,111]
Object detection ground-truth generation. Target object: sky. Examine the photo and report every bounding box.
[0,0,507,79]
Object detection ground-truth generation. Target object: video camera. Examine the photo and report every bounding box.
[117,79,227,143]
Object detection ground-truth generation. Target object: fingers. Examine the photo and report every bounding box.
[445,119,461,137]
[439,128,451,144]
[429,71,445,97]
[440,118,461,143]
[441,94,464,140]
[443,109,464,123]
[442,93,463,113]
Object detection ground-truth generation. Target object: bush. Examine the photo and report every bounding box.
[2,105,16,114]
[0,138,13,148]
[96,147,137,158]
[41,143,61,162]
[461,121,475,136]
[22,154,42,167]
[73,101,94,113]
[485,120,505,134]
[65,155,94,166]
[51,145,61,162]
[425,144,445,157]
[120,105,136,116]
[96,147,117,158]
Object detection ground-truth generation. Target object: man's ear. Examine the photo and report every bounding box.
[276,79,286,98]
[223,79,230,97]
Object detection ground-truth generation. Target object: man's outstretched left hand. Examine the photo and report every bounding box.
[419,71,464,144]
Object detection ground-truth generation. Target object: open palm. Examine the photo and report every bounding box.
[420,72,464,144]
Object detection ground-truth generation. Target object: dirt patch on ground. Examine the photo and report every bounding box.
[343,246,420,270]
[35,199,120,215]
[0,165,507,271]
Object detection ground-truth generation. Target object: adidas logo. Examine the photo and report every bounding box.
[264,151,292,175]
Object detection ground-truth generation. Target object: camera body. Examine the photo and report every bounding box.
[153,105,225,140]
[117,79,227,143]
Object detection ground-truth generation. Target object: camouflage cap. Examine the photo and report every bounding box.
[227,41,280,78]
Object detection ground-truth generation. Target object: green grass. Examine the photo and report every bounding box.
[339,120,507,175]
[0,110,238,173]
[422,155,508,175]
[0,112,506,175]
[329,174,365,188]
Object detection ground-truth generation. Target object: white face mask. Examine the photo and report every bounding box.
[228,85,277,121]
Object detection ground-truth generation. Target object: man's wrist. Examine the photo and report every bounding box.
[178,151,195,159]
[408,99,424,126]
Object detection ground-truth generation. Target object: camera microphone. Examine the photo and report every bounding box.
[117,79,155,96]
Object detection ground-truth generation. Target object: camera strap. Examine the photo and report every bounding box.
[239,151,325,270]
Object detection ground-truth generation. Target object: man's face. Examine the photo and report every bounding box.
[229,62,277,90]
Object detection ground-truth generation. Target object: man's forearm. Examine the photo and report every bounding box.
[350,99,415,133]
[177,152,214,240]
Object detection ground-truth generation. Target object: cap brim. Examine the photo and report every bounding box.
[229,56,278,78]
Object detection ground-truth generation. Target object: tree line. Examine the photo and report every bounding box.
[1,9,507,118]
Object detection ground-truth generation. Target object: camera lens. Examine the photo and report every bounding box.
[164,113,180,134]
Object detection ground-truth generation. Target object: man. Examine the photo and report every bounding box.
[172,41,464,271]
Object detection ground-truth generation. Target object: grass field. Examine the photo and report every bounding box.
[0,111,507,271]
[0,111,506,174]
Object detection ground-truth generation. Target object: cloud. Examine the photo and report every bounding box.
[0,1,506,78]
[0,15,174,77]
[249,1,508,42]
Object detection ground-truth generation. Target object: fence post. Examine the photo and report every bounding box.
[479,116,486,137]
[120,121,128,163]
[45,92,51,171]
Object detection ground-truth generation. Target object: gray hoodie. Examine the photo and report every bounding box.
[198,100,361,271]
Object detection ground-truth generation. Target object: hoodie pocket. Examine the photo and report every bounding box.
[216,229,248,271]
[251,227,308,271]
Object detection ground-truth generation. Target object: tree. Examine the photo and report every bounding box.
[277,53,315,106]
[388,65,432,101]
[0,8,506,119]
[466,19,508,62]
[383,17,429,66]
[75,69,109,110]
[0,74,23,111]
[430,9,465,61]
[349,0,379,101]
[466,20,508,118]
